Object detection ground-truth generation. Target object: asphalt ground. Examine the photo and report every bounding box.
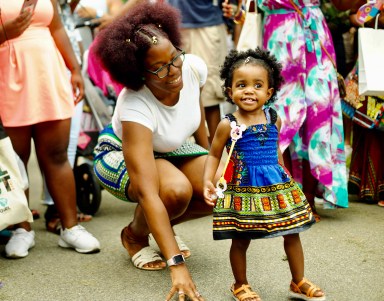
[1,152,384,301]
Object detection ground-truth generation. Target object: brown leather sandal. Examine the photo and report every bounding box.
[231,283,261,301]
[289,278,326,300]
[121,225,166,271]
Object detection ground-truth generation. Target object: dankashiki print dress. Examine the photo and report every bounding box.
[213,108,315,240]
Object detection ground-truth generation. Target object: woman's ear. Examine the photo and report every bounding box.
[227,87,233,99]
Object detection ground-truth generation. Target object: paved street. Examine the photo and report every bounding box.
[1,152,384,301]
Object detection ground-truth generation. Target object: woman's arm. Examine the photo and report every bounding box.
[121,121,179,259]
[193,90,210,150]
[48,0,84,104]
[121,121,201,299]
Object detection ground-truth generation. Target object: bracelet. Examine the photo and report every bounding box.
[167,254,185,267]
[234,9,245,25]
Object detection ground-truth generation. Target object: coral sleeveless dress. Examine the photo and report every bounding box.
[0,0,74,127]
[213,108,315,240]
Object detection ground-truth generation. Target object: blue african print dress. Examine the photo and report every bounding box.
[213,108,315,240]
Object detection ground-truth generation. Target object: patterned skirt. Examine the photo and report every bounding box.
[213,179,315,240]
[93,124,208,202]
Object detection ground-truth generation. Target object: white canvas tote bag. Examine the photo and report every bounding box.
[236,0,263,51]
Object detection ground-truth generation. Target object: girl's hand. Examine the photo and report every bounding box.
[70,71,84,105]
[203,181,217,206]
[2,10,32,40]
[165,265,204,301]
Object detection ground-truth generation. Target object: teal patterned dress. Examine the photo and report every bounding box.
[213,109,315,240]
[258,0,348,209]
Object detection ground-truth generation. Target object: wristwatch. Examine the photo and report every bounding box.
[167,254,185,267]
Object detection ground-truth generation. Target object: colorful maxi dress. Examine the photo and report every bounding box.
[258,0,348,208]
[213,109,315,240]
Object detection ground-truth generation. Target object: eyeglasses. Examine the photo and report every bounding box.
[145,47,185,79]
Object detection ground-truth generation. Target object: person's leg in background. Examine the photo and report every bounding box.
[33,118,100,253]
[181,24,229,144]
[42,101,92,234]
[3,125,36,257]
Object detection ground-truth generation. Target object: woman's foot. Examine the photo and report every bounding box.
[174,235,191,259]
[120,225,166,270]
[231,283,261,301]
[289,278,326,300]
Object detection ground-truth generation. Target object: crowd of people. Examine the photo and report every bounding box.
[1,0,383,301]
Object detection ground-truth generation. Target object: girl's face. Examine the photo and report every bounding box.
[228,64,273,112]
[144,38,184,102]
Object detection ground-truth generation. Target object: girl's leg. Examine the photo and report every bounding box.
[284,234,324,298]
[230,239,261,301]
[284,234,304,283]
[230,239,251,286]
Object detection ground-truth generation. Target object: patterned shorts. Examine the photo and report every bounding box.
[93,124,208,202]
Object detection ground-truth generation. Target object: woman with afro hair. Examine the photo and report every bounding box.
[92,2,216,300]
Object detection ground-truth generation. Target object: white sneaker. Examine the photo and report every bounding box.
[5,228,35,258]
[58,225,100,254]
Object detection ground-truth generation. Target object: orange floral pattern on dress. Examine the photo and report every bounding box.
[261,197,271,211]
[277,194,287,209]
[291,190,301,204]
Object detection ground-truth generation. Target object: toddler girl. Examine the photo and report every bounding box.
[203,48,326,301]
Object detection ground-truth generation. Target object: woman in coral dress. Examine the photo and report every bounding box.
[0,0,100,258]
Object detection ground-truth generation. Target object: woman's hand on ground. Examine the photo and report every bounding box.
[165,265,204,301]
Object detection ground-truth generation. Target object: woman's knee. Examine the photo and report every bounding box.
[161,182,193,217]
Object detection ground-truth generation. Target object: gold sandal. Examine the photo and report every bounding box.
[231,283,261,301]
[289,278,326,300]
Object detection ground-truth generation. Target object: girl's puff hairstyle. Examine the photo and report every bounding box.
[93,2,182,91]
[219,47,284,105]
